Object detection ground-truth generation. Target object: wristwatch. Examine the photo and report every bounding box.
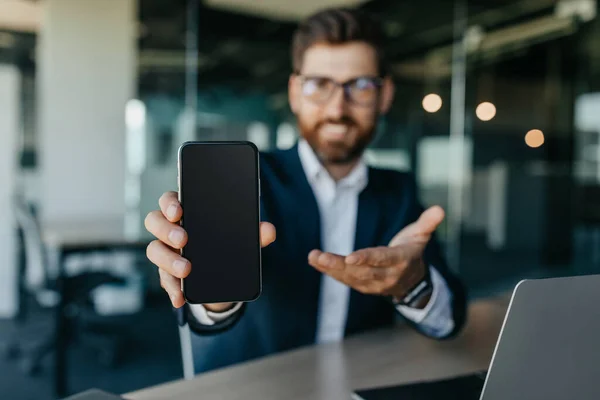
[392,268,433,308]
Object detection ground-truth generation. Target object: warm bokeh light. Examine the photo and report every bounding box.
[476,102,496,121]
[422,93,442,113]
[525,129,545,148]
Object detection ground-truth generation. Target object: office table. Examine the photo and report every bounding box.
[124,297,509,400]
[42,219,150,398]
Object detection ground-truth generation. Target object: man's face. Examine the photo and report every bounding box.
[289,41,394,165]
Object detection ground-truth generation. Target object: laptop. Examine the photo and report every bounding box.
[353,274,600,400]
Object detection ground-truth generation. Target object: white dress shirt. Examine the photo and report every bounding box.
[189,140,455,339]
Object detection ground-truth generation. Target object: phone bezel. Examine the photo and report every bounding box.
[177,141,262,304]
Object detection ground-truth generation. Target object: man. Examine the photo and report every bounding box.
[145,7,467,373]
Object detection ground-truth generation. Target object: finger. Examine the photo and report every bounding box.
[145,210,188,249]
[308,249,323,266]
[260,222,276,248]
[345,246,406,267]
[395,206,445,243]
[146,240,191,279]
[308,250,345,270]
[159,269,185,308]
[308,251,346,280]
[159,191,182,222]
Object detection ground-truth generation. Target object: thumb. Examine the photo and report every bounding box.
[260,222,276,248]
[390,206,445,245]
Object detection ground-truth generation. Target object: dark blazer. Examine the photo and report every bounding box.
[185,144,467,373]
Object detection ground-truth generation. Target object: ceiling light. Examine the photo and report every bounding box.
[476,102,496,121]
[422,94,442,113]
[525,129,545,148]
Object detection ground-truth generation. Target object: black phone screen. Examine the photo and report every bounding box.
[178,141,261,304]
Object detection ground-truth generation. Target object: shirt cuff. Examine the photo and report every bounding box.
[188,302,243,326]
[395,266,455,337]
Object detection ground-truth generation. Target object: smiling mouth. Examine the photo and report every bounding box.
[320,124,351,140]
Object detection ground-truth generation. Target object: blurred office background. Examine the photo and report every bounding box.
[0,0,599,398]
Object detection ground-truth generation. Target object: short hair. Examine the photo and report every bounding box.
[291,8,387,75]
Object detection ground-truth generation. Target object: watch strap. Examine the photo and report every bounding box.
[394,268,433,307]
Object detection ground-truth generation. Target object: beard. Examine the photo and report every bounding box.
[297,115,377,165]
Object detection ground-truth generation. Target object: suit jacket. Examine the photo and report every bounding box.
[185,144,467,373]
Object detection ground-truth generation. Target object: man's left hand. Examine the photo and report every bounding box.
[308,206,445,307]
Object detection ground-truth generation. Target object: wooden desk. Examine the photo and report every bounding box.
[125,297,509,400]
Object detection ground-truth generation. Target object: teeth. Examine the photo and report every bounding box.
[324,124,347,134]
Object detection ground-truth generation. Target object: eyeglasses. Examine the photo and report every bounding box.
[296,75,383,107]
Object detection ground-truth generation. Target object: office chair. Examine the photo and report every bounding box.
[6,199,127,375]
[175,307,195,381]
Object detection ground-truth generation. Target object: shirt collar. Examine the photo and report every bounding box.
[297,139,368,190]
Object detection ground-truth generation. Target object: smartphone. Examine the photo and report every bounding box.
[177,141,261,304]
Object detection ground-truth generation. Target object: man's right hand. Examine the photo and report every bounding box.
[145,191,276,311]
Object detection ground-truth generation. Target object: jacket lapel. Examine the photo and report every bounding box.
[281,144,322,251]
[353,168,384,251]
[346,167,389,335]
[278,144,323,339]
[354,168,382,250]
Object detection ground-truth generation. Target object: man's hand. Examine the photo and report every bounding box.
[145,191,277,310]
[308,206,444,307]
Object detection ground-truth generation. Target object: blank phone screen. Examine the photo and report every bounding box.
[179,142,261,304]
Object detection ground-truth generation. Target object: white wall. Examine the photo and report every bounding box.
[37,0,136,223]
[0,65,20,317]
